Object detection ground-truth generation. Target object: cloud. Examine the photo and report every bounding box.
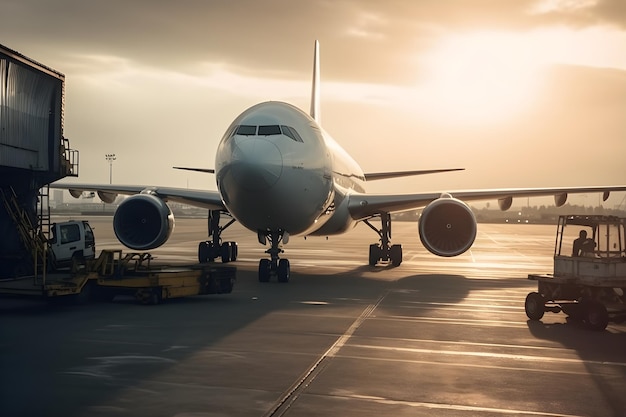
[3,0,626,88]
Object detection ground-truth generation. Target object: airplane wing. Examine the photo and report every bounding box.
[347,185,626,220]
[51,183,225,210]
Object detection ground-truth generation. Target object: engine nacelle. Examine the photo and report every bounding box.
[113,193,174,250]
[418,197,477,257]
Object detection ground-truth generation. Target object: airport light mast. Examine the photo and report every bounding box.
[105,153,116,184]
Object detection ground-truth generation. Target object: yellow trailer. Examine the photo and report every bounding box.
[0,250,236,304]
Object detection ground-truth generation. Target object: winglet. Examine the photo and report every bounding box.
[310,40,321,124]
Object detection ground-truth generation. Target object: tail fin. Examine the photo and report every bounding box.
[310,40,321,124]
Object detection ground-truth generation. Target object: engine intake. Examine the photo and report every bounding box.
[418,197,477,257]
[113,194,174,250]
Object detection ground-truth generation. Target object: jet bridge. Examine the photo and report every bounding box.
[0,43,79,278]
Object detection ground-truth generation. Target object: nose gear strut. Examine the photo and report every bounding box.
[257,230,290,283]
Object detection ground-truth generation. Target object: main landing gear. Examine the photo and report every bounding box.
[257,230,290,283]
[364,212,402,267]
[198,210,238,264]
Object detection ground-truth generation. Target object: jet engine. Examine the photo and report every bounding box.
[418,196,477,257]
[113,193,174,250]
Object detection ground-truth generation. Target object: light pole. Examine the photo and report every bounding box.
[105,153,116,184]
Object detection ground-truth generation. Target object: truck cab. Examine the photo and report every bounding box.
[49,220,96,267]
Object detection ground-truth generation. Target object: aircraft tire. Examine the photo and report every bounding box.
[229,242,238,262]
[369,244,380,266]
[198,241,209,263]
[220,244,231,263]
[259,259,271,283]
[390,244,402,266]
[277,259,290,283]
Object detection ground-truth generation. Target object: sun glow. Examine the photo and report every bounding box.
[418,31,546,125]
[414,27,626,126]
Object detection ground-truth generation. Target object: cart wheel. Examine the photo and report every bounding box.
[583,301,608,331]
[149,288,163,305]
[525,292,545,320]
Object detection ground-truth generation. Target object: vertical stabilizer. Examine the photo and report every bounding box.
[310,40,321,124]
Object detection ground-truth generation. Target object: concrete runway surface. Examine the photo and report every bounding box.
[1,216,625,417]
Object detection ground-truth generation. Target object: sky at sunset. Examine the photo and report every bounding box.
[2,0,625,207]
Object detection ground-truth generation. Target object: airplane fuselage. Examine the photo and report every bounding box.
[215,101,365,237]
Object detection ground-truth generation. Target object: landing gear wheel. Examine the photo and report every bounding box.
[583,300,608,331]
[198,241,209,263]
[202,209,238,264]
[390,244,402,267]
[220,244,231,263]
[369,244,380,266]
[229,242,238,262]
[259,259,271,283]
[277,259,290,283]
[525,292,545,321]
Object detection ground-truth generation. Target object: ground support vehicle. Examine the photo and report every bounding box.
[525,215,626,330]
[0,250,236,304]
[48,220,96,267]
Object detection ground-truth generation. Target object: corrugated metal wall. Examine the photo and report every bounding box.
[0,54,63,171]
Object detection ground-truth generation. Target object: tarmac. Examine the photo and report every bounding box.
[1,217,625,417]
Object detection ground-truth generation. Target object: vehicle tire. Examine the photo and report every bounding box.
[198,241,209,263]
[562,303,584,321]
[258,259,271,283]
[76,281,94,305]
[150,288,163,305]
[369,244,380,266]
[525,292,545,320]
[390,244,402,267]
[277,259,290,283]
[583,300,609,331]
[93,287,115,302]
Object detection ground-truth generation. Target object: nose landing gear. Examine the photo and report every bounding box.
[258,230,290,283]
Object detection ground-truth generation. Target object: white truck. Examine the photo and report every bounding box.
[48,220,96,267]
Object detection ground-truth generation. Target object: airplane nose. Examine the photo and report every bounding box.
[231,138,283,191]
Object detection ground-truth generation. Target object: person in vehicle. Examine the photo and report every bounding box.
[572,230,595,257]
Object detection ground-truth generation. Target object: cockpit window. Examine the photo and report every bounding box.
[236,125,257,136]
[230,124,303,142]
[281,125,304,142]
[258,125,281,136]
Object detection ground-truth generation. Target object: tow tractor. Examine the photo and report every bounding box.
[525,215,626,330]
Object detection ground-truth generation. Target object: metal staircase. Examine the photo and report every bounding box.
[0,186,55,280]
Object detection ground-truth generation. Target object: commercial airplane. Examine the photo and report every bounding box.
[55,41,626,283]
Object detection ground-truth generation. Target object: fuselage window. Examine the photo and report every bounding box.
[281,125,304,142]
[258,125,282,136]
[236,125,257,136]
